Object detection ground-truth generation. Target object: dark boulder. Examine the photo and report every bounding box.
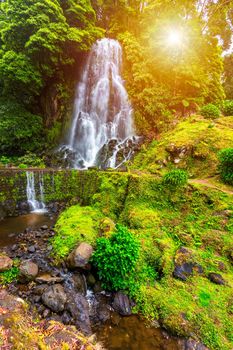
[112,292,132,316]
[173,247,203,281]
[208,273,225,285]
[173,262,203,281]
[66,291,92,335]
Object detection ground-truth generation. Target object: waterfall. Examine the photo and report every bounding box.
[61,38,138,169]
[26,171,47,213]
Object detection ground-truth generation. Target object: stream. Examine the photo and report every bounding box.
[0,213,54,247]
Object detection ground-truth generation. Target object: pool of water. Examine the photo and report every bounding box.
[96,315,181,350]
[0,213,54,247]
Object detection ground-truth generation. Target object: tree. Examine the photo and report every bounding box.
[0,0,103,102]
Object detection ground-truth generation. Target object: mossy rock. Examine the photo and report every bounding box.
[52,205,103,259]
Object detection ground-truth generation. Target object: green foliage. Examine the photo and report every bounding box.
[200,103,221,118]
[92,224,140,290]
[0,155,13,166]
[218,148,233,185]
[16,153,45,168]
[162,169,188,188]
[46,121,63,147]
[0,0,103,100]
[223,100,233,116]
[0,266,19,285]
[0,99,43,155]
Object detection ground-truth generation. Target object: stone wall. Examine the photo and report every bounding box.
[0,169,131,219]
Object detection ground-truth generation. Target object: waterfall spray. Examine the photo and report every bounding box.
[26,171,47,213]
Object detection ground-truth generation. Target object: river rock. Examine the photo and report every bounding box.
[112,292,132,316]
[19,260,39,281]
[66,291,92,335]
[208,272,225,285]
[67,243,93,269]
[0,255,13,272]
[36,273,64,284]
[28,245,36,253]
[42,284,67,313]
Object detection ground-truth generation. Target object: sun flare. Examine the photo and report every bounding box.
[166,30,183,46]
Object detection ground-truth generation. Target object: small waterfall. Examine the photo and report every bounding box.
[60,38,138,169]
[26,171,47,213]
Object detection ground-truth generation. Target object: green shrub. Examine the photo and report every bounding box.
[92,224,140,290]
[16,152,45,168]
[18,163,27,169]
[200,104,220,118]
[222,100,233,116]
[162,169,188,188]
[218,148,233,185]
[0,98,43,155]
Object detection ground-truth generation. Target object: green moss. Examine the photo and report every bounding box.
[52,205,103,259]
[92,172,130,220]
[132,115,233,178]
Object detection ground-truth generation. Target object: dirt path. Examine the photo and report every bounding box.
[189,179,233,195]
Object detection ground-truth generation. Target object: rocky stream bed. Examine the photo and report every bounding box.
[0,212,210,350]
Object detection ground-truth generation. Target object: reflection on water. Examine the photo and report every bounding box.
[96,315,181,350]
[0,213,54,247]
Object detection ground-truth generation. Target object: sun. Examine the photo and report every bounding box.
[166,30,183,47]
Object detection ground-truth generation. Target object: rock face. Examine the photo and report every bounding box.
[19,260,39,281]
[67,243,93,269]
[208,272,225,285]
[42,284,67,312]
[112,292,132,316]
[0,255,13,272]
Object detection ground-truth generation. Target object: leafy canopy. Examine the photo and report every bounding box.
[0,0,103,100]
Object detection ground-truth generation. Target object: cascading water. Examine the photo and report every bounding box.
[26,171,47,213]
[60,38,138,169]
